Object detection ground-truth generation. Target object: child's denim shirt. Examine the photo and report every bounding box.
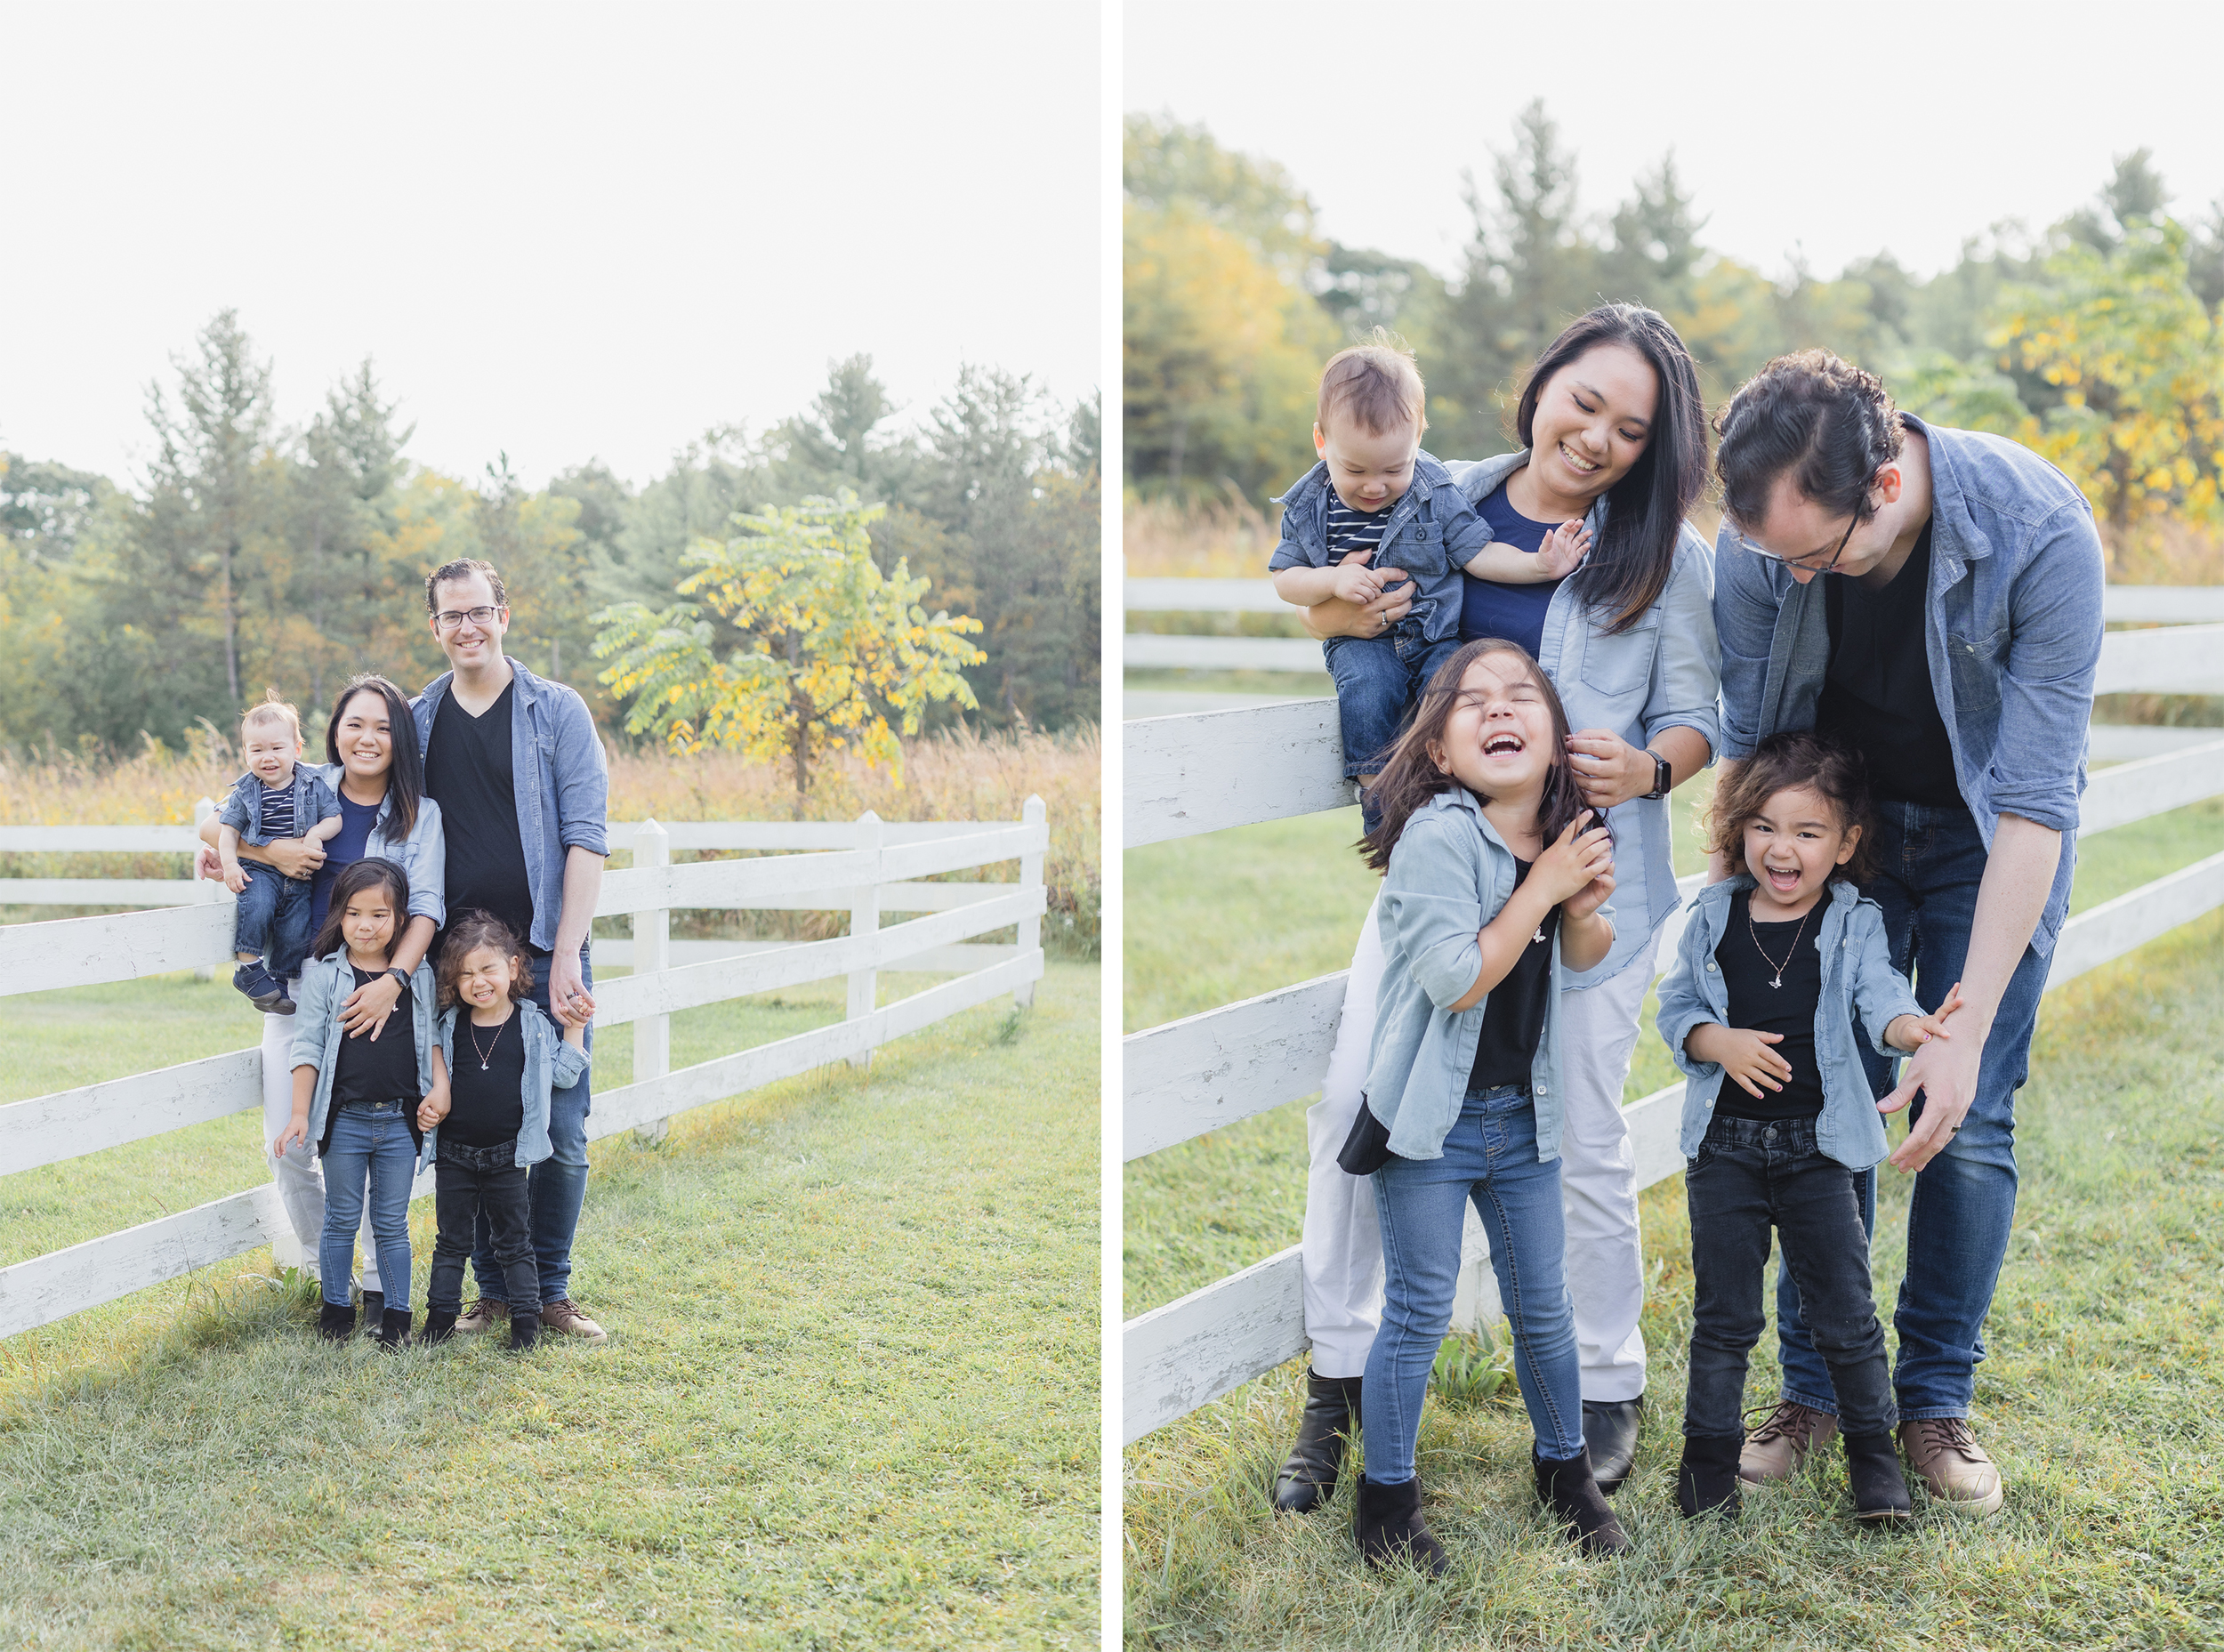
[1712,415,2106,957]
[1364,788,1579,1164]
[1446,449,1722,989]
[216,766,342,854]
[287,951,440,1154]
[425,1001,586,1172]
[1655,876,1924,1172]
[1269,450,1487,645]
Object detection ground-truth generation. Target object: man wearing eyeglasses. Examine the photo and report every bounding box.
[1708,351,2104,1517]
[414,556,611,1344]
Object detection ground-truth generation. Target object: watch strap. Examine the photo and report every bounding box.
[386,966,412,990]
[1643,751,1671,801]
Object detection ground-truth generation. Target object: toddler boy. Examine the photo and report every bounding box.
[1269,339,1586,831]
[216,692,342,1013]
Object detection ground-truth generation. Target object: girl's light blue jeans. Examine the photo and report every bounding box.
[319,1100,416,1310]
[1363,1084,1584,1485]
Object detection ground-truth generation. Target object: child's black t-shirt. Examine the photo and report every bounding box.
[1713,890,1826,1121]
[329,964,421,1108]
[1469,856,1558,1093]
[445,1008,529,1148]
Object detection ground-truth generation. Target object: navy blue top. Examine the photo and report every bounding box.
[1459,484,1567,661]
[310,791,383,937]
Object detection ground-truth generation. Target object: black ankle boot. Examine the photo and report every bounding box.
[1582,1396,1645,1494]
[372,1307,413,1350]
[507,1310,542,1354]
[317,1301,357,1342]
[1676,1432,1744,1519]
[1352,1475,1449,1575]
[1534,1447,1632,1556]
[1844,1430,1914,1522]
[421,1310,459,1346]
[1272,1369,1363,1513]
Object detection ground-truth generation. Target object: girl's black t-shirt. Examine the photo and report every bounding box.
[329,964,421,1107]
[445,1007,528,1148]
[1469,857,1559,1092]
[1712,890,1826,1121]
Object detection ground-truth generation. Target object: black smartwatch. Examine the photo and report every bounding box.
[1641,750,1671,802]
[386,966,412,992]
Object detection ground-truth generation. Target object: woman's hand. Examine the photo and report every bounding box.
[1299,551,1415,641]
[1532,810,1615,906]
[272,1114,310,1157]
[260,837,326,881]
[1685,1023,1793,1099]
[340,972,403,1040]
[1565,730,1655,811]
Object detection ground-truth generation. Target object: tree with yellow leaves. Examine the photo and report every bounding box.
[591,490,985,804]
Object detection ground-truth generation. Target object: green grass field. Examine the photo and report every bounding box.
[1123,797,2224,1648]
[1,963,1100,1650]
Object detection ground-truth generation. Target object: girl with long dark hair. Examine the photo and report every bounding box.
[1341,640,1624,1569]
[1276,304,1721,1518]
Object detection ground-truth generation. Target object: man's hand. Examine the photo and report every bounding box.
[341,972,404,1040]
[548,949,597,1027]
[1685,1023,1793,1099]
[1879,1011,1986,1173]
[1533,520,1593,579]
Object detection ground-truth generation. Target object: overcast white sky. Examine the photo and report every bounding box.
[1126,0,2224,287]
[1,2,1100,489]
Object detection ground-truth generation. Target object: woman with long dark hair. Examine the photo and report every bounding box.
[197,673,448,1307]
[1274,303,1721,1516]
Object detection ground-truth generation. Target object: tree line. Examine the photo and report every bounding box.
[0,318,1100,754]
[1124,106,2224,547]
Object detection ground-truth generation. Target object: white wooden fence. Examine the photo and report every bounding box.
[1121,636,2224,1444]
[0,803,1047,1341]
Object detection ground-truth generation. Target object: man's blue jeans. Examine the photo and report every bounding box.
[1777,802,2049,1420]
[320,1099,417,1310]
[470,946,592,1308]
[1364,1084,1584,1485]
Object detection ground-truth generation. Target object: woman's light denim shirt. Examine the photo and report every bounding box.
[1446,450,1722,987]
[312,764,447,929]
[1364,789,1572,1164]
[1655,876,1923,1172]
[1711,415,2106,956]
[287,951,441,1154]
[425,1000,586,1172]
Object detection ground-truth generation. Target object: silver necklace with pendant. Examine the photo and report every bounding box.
[1746,894,1815,988]
[469,1012,505,1071]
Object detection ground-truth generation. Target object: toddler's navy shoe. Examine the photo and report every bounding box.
[232,963,288,1013]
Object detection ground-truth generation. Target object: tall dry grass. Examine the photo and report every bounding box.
[0,723,1101,957]
[1123,488,1280,577]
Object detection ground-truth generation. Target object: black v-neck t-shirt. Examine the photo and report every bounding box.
[445,1008,529,1148]
[1816,519,1966,810]
[1712,890,1826,1121]
[1469,856,1558,1093]
[423,679,535,947]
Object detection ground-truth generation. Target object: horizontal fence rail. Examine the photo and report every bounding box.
[0,802,1047,1342]
[1122,624,2224,1444]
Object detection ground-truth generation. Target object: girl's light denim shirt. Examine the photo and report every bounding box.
[1364,788,1576,1164]
[311,764,447,930]
[1654,876,1924,1172]
[1712,415,2106,956]
[287,951,441,1154]
[425,1000,587,1172]
[1269,450,1491,646]
[1446,450,1722,987]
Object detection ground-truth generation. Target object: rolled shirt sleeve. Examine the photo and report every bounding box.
[1986,500,2104,833]
[1641,529,1722,760]
[1379,816,1488,1011]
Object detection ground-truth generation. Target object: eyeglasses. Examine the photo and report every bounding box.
[1734,510,1859,576]
[433,606,503,631]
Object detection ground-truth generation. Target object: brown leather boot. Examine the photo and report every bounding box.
[1737,1399,1837,1484]
[1898,1417,2003,1516]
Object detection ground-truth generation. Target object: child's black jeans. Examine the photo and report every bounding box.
[1683,1114,1897,1438]
[428,1137,538,1315]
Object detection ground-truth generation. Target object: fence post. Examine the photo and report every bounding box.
[847,811,882,1068]
[632,818,670,1145]
[1016,795,1044,1009]
[192,796,220,982]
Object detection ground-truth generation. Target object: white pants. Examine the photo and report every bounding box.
[1299,891,1656,1398]
[261,992,380,1293]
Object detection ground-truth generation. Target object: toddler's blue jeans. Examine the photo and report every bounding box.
[1363,1084,1584,1485]
[1323,629,1464,835]
[234,859,314,979]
